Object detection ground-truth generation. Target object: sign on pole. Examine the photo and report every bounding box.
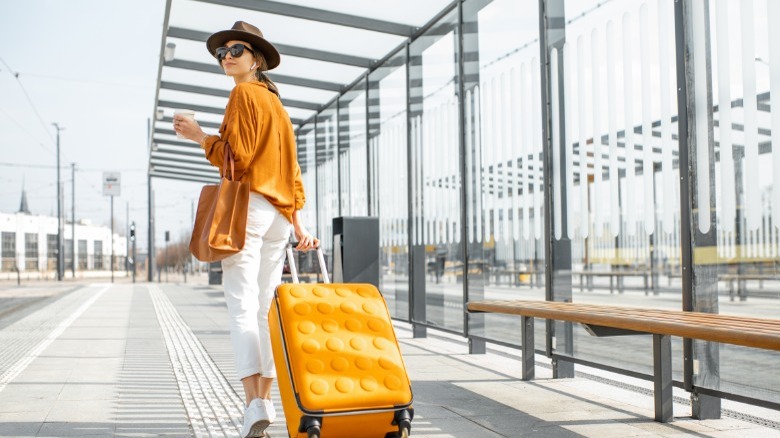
[103,172,121,196]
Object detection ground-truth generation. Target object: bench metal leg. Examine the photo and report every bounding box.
[653,334,673,422]
[692,392,721,420]
[521,316,535,381]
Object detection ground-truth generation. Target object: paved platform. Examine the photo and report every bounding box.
[0,277,779,437]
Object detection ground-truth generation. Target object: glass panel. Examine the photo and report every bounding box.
[316,103,339,272]
[369,49,409,320]
[692,0,780,404]
[1,232,15,271]
[410,9,463,332]
[94,241,103,271]
[553,0,681,376]
[338,80,369,216]
[25,233,38,271]
[65,239,73,271]
[47,234,57,270]
[294,123,321,280]
[464,0,545,347]
[78,240,88,270]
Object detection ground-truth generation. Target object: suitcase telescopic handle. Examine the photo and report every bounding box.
[285,242,330,284]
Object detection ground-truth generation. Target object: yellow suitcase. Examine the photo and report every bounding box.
[269,245,413,438]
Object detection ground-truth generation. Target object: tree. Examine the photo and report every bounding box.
[156,231,191,271]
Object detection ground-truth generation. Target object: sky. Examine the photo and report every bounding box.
[0,0,194,252]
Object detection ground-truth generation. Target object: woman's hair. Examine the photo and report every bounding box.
[253,52,280,97]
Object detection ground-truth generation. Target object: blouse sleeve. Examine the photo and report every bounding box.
[293,161,305,210]
[202,84,263,175]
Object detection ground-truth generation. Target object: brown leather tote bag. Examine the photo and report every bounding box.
[189,146,250,262]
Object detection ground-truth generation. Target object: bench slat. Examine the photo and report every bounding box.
[483,301,780,331]
[535,306,780,334]
[467,300,780,351]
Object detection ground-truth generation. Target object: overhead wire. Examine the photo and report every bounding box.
[10,71,151,90]
[0,56,56,144]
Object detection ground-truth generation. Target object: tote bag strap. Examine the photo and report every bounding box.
[220,145,237,181]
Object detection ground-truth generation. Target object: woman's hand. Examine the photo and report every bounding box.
[173,114,206,143]
[294,224,319,252]
[292,210,319,251]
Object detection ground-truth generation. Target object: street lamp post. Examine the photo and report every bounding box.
[71,162,75,278]
[53,123,64,281]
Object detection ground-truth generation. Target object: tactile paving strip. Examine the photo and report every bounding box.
[149,284,246,437]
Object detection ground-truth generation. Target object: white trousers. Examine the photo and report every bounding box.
[222,192,290,380]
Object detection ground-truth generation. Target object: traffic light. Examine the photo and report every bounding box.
[165,231,170,242]
[130,222,136,241]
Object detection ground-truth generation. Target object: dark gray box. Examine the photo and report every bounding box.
[209,261,223,285]
[332,217,379,287]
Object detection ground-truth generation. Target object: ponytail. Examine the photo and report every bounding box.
[254,54,280,97]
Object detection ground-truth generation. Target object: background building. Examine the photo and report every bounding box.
[0,189,127,279]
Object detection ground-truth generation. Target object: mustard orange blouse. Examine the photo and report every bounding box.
[201,81,305,223]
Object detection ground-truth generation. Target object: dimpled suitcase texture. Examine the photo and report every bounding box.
[269,245,413,438]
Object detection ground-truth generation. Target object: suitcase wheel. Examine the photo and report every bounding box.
[306,426,320,438]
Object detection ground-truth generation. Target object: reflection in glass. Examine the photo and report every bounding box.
[369,50,409,320]
[410,10,463,332]
[551,0,681,376]
[316,104,339,270]
[464,0,544,347]
[694,0,780,404]
[339,81,368,217]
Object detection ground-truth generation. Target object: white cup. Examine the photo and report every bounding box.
[173,109,195,139]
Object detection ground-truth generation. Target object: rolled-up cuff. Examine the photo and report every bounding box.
[237,367,264,381]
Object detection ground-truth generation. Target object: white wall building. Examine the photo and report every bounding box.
[0,191,126,279]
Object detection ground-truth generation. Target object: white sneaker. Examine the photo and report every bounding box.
[263,398,277,423]
[241,398,274,438]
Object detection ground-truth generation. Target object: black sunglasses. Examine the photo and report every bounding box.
[215,43,255,62]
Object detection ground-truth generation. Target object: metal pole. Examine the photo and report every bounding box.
[53,123,63,281]
[111,195,114,283]
[147,118,155,282]
[132,225,137,283]
[71,163,75,278]
[126,201,129,276]
[539,0,575,378]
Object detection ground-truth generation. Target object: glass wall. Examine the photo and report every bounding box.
[463,0,545,348]
[316,103,339,270]
[543,0,683,377]
[690,0,780,404]
[409,9,463,332]
[297,123,318,242]
[338,80,369,217]
[369,49,410,320]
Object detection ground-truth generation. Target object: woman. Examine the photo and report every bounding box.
[174,21,319,438]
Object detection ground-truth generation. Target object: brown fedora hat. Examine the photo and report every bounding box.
[206,21,280,70]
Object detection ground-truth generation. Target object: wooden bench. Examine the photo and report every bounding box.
[573,271,651,294]
[467,299,780,422]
